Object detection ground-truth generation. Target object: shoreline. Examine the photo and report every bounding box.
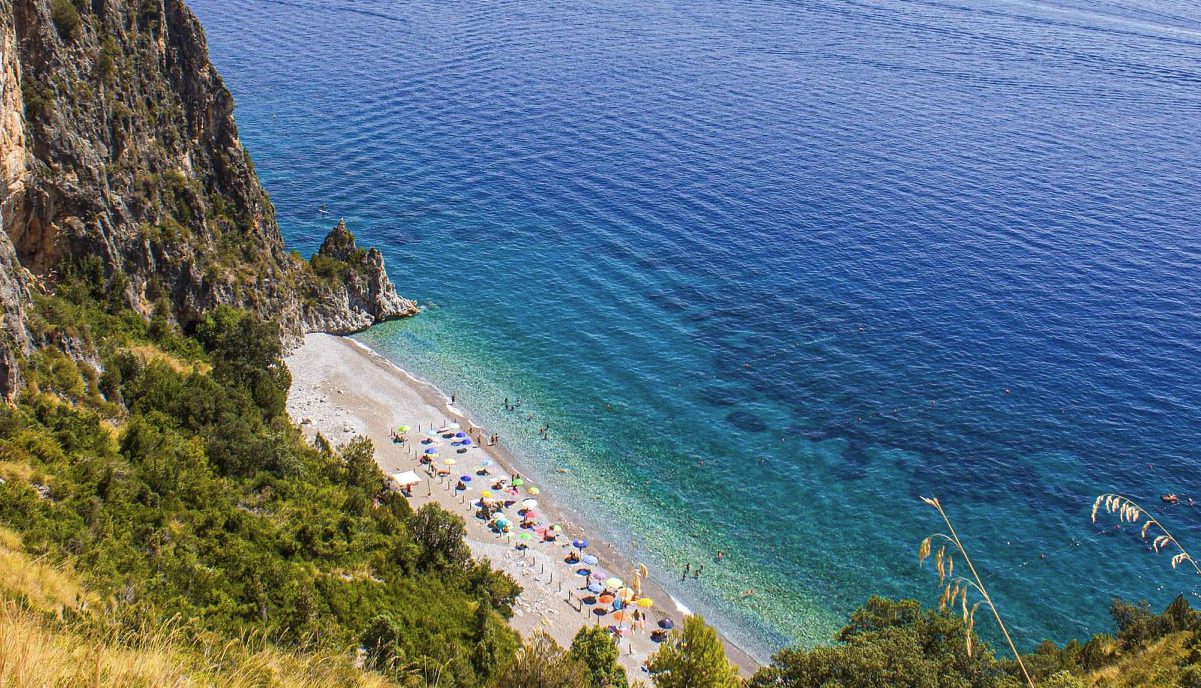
[286,333,760,677]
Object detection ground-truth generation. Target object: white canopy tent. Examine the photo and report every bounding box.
[391,470,423,488]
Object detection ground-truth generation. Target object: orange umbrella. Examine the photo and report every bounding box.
[598,594,615,605]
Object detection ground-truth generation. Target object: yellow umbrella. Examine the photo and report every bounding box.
[443,458,456,465]
[636,598,654,609]
[528,486,541,495]
[481,490,493,499]
[618,587,636,602]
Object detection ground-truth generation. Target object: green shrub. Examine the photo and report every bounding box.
[51,0,81,40]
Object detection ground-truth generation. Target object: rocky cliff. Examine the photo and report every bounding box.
[0,0,416,396]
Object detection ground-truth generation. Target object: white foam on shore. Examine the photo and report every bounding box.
[670,594,693,616]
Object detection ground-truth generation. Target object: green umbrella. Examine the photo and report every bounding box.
[512,478,525,487]
[397,425,411,432]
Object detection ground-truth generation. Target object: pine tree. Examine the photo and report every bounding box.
[647,615,741,688]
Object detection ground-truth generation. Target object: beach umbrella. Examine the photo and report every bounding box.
[618,588,635,602]
[590,571,607,582]
[447,422,461,430]
[425,429,439,437]
[461,438,473,446]
[443,458,457,465]
[521,498,538,510]
[481,490,493,498]
[480,459,494,467]
[518,532,533,541]
[397,425,410,432]
[573,539,589,551]
[637,598,655,609]
[511,478,525,487]
[455,431,466,438]
[587,582,603,594]
[528,486,540,495]
[576,568,592,576]
[424,447,438,454]
[460,475,472,482]
[604,577,623,592]
[612,611,627,622]
[658,619,674,630]
[523,511,539,520]
[582,554,598,566]
[598,593,615,605]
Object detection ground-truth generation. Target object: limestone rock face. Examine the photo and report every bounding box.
[302,220,418,335]
[0,0,415,396]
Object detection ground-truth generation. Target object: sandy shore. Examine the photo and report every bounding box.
[285,333,758,678]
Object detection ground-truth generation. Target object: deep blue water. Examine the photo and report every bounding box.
[192,0,1201,660]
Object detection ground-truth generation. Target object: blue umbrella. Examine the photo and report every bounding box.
[455,432,467,438]
[576,568,592,576]
[573,539,589,550]
[582,554,599,566]
[460,475,473,482]
[587,582,603,594]
[425,448,438,454]
[659,619,674,630]
[461,438,473,446]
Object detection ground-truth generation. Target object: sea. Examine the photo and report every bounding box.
[191,0,1201,661]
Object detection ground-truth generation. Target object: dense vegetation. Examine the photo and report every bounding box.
[3,266,1200,687]
[0,270,519,687]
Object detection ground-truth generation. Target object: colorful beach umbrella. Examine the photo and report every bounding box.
[481,490,493,498]
[604,577,623,592]
[587,582,603,594]
[511,478,525,487]
[637,598,655,609]
[461,438,473,446]
[460,475,472,482]
[582,554,598,566]
[397,425,410,432]
[424,447,438,454]
[573,539,589,551]
[521,498,538,510]
[528,486,540,495]
[443,458,456,465]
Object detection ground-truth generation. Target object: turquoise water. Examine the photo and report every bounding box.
[193,0,1201,660]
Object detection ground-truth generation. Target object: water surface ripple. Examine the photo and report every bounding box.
[193,0,1201,659]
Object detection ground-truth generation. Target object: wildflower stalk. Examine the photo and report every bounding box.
[1091,493,1200,576]
[919,496,1035,688]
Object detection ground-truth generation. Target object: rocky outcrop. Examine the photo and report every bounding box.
[0,0,414,396]
[301,219,418,334]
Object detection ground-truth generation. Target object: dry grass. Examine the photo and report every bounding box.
[0,602,396,688]
[125,344,212,376]
[0,529,396,688]
[0,528,87,617]
[0,462,34,485]
[1083,632,1191,687]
